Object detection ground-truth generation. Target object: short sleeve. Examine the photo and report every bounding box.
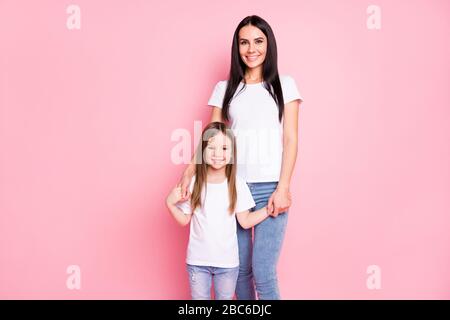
[235,177,256,213]
[175,176,196,215]
[281,75,304,104]
[176,199,192,215]
[207,81,226,108]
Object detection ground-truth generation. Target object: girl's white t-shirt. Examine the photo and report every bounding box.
[176,175,256,268]
[207,75,304,182]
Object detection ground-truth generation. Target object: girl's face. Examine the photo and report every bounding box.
[238,24,267,70]
[204,132,233,170]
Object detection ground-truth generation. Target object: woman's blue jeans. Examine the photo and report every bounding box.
[236,181,288,300]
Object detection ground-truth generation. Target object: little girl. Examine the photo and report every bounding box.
[166,121,270,300]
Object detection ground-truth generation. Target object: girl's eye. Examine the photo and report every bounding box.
[223,147,228,150]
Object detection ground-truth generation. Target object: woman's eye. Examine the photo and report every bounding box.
[240,40,263,45]
[223,147,228,150]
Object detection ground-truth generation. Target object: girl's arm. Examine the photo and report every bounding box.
[236,206,269,229]
[166,186,192,227]
[178,153,196,200]
[268,99,301,216]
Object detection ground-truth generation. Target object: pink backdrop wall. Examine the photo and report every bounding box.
[1,0,449,299]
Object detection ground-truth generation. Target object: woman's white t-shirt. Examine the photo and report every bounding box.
[207,75,304,182]
[176,175,255,268]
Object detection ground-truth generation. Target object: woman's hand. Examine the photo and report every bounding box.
[177,171,193,201]
[267,187,291,217]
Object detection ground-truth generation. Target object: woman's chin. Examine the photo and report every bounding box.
[244,59,263,69]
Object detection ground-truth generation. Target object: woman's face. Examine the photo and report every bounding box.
[204,132,233,170]
[238,24,267,70]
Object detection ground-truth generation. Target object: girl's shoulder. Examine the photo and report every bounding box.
[234,175,249,190]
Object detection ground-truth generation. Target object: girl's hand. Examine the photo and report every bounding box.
[267,187,291,217]
[166,186,184,206]
[178,172,193,201]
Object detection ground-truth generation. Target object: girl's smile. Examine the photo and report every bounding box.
[204,132,233,169]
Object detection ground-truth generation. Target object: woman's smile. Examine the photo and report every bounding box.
[246,55,260,62]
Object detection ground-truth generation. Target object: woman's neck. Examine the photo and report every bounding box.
[244,66,263,82]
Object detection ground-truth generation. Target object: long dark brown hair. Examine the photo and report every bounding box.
[191,122,237,214]
[222,15,285,122]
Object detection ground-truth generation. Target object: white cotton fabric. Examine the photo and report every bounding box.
[207,75,304,182]
[176,175,255,268]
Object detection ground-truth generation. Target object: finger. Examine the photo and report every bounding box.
[184,189,191,199]
[273,207,280,217]
[267,197,274,214]
[180,187,187,199]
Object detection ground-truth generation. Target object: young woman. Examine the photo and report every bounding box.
[167,122,274,300]
[179,15,303,299]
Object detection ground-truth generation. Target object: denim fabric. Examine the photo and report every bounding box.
[186,264,240,300]
[235,181,288,300]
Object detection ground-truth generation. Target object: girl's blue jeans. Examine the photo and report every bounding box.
[186,264,239,300]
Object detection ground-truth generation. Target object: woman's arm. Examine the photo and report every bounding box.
[268,99,301,216]
[236,206,269,229]
[178,107,224,199]
[210,106,223,122]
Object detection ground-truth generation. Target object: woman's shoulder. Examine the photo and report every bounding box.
[216,79,228,88]
[279,74,296,84]
[209,80,228,96]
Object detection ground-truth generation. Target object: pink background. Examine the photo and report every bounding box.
[1,0,449,299]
